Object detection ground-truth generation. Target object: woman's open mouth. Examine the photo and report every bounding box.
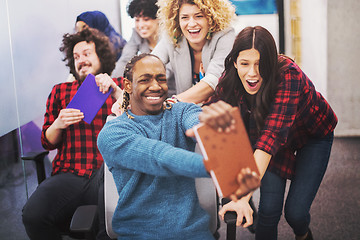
[188,29,201,36]
[246,79,259,89]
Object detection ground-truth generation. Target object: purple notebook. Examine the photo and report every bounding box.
[67,74,113,124]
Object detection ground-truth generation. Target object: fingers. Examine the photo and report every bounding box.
[219,199,254,227]
[232,168,261,200]
[242,208,254,228]
[185,128,195,138]
[229,193,239,202]
[218,202,233,220]
[57,108,84,128]
[218,207,226,220]
[236,214,245,226]
[59,108,83,119]
[238,168,261,188]
[95,73,114,94]
[199,101,235,132]
[233,201,253,227]
[111,100,123,117]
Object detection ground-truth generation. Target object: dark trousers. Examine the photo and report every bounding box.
[256,132,334,240]
[22,164,111,240]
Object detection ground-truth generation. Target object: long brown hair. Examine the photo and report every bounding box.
[214,26,279,131]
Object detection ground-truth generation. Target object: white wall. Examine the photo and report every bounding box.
[284,0,360,136]
[4,0,358,137]
[0,0,18,137]
[301,0,328,97]
[232,14,279,50]
[0,0,122,137]
[284,0,328,97]
[0,0,280,137]
[327,0,360,136]
[119,0,135,40]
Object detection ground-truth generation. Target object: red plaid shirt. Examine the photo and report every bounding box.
[41,78,122,178]
[212,56,337,179]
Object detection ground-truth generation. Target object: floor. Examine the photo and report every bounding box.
[0,137,359,240]
[217,137,360,240]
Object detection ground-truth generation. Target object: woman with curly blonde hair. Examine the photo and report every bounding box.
[152,0,236,103]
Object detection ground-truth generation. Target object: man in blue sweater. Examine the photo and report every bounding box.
[97,53,259,239]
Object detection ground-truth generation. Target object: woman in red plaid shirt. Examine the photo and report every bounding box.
[205,26,337,240]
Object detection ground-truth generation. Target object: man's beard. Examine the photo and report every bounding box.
[76,63,91,82]
[78,73,87,82]
[75,70,100,83]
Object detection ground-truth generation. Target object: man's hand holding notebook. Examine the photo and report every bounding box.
[67,74,113,124]
[192,101,260,200]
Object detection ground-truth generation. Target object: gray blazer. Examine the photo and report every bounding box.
[112,29,152,78]
[152,27,235,94]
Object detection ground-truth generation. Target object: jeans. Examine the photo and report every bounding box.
[22,164,110,240]
[256,132,334,240]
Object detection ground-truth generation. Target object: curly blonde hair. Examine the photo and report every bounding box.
[157,0,235,45]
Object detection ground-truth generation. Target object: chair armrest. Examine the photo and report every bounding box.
[21,150,49,184]
[70,205,98,233]
[224,211,239,225]
[21,150,49,161]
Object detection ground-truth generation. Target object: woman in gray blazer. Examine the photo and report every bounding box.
[152,0,236,104]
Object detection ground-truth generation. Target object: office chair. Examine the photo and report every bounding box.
[22,119,256,240]
[23,150,252,240]
[22,151,99,240]
[104,162,240,240]
[20,121,98,240]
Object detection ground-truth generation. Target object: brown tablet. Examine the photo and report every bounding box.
[193,107,259,198]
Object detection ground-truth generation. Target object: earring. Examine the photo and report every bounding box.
[206,30,212,40]
[173,28,181,43]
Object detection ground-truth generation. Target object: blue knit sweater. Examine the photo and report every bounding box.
[97,102,213,239]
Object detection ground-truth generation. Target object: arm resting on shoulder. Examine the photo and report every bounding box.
[176,81,214,104]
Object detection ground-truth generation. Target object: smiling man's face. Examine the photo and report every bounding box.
[125,56,168,116]
[73,41,101,81]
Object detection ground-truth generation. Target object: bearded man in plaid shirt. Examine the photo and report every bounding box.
[22,28,123,240]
